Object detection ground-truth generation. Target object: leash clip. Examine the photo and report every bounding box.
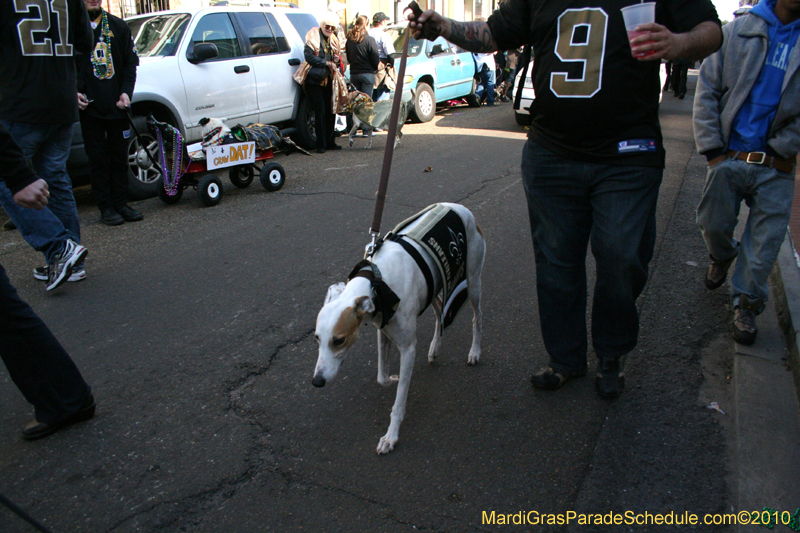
[365,231,380,259]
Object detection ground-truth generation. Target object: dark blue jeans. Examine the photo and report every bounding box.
[0,120,81,264]
[0,264,91,424]
[521,139,662,373]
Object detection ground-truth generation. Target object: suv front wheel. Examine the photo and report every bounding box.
[127,115,163,200]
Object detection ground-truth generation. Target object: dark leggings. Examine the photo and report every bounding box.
[305,83,336,150]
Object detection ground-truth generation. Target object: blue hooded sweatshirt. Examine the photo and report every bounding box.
[728,0,800,153]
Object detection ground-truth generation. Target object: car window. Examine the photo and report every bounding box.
[188,13,242,59]
[127,13,190,57]
[385,26,423,57]
[284,12,319,43]
[265,13,290,52]
[238,12,280,55]
[428,37,451,56]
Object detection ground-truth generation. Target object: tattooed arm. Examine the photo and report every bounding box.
[408,10,498,53]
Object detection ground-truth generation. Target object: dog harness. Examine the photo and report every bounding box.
[385,204,470,330]
[348,260,400,328]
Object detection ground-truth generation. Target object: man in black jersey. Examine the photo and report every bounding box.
[0,0,93,291]
[77,0,140,226]
[409,0,721,398]
[0,123,95,440]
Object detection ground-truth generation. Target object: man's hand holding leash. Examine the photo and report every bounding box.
[116,92,131,110]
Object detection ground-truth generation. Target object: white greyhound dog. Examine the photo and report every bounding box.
[312,203,485,454]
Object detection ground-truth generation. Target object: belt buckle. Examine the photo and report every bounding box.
[745,151,767,165]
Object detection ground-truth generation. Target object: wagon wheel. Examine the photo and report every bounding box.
[228,165,254,189]
[197,174,223,206]
[260,162,286,192]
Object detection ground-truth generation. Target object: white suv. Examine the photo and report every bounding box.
[122,6,319,198]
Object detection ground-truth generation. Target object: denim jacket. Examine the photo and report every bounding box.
[693,12,800,160]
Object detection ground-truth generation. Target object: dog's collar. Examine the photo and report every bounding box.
[348,260,399,328]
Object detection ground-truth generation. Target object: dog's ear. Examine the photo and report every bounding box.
[198,117,210,126]
[355,295,375,317]
[325,282,346,304]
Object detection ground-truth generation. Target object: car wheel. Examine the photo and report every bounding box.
[127,115,164,200]
[465,79,481,107]
[515,111,532,126]
[292,96,316,149]
[410,82,435,123]
[260,162,285,191]
[229,165,254,188]
[197,174,223,206]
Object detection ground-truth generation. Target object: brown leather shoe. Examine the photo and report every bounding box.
[22,394,96,441]
[705,254,737,290]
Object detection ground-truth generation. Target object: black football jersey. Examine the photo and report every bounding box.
[0,0,93,124]
[489,0,719,167]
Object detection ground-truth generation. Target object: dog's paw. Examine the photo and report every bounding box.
[389,374,399,382]
[377,374,392,387]
[349,139,354,147]
[376,436,397,454]
[467,350,481,366]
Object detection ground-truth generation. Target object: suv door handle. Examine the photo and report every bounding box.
[288,58,301,66]
[234,65,250,73]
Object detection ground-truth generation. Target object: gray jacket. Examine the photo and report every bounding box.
[693,13,800,160]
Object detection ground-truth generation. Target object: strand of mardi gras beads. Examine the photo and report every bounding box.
[91,11,113,80]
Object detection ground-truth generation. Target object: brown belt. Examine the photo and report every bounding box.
[727,150,796,174]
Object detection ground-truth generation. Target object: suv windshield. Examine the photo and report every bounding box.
[386,26,424,57]
[127,13,191,57]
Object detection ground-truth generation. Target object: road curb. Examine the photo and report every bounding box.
[770,231,800,410]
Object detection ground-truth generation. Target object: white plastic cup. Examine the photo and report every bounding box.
[621,2,656,58]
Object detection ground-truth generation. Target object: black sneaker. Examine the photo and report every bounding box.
[327,143,342,151]
[3,218,15,231]
[733,295,761,345]
[101,209,124,226]
[531,365,587,390]
[705,254,736,290]
[46,239,88,291]
[115,204,143,222]
[595,355,627,399]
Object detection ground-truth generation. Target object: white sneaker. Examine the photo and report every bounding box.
[33,265,86,282]
[46,239,88,291]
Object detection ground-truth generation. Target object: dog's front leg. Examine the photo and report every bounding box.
[365,128,373,150]
[376,329,394,386]
[348,120,358,147]
[377,341,416,454]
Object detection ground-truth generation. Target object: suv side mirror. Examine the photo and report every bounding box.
[188,42,219,64]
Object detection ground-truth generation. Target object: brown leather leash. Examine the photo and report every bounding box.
[366,1,422,258]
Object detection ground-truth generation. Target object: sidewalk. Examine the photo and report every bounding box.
[734,164,800,530]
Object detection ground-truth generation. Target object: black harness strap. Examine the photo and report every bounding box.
[389,235,434,313]
[347,260,400,328]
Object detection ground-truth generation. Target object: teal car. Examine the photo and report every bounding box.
[385,24,480,122]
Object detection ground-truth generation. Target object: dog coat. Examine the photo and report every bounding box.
[349,93,410,132]
[387,204,470,329]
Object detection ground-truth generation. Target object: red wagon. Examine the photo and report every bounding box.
[147,117,287,207]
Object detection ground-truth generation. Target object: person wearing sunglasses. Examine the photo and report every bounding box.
[303,12,344,153]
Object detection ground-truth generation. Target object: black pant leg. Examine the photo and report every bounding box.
[80,113,113,212]
[0,264,91,424]
[106,118,131,208]
[305,84,328,150]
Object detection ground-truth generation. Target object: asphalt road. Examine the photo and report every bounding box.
[0,81,734,532]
